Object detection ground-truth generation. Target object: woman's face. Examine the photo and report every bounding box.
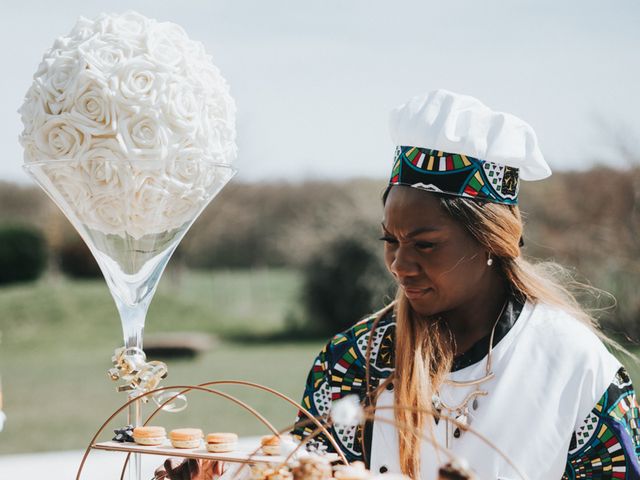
[382,186,490,317]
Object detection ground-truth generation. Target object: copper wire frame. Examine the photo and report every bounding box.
[76,381,528,480]
[75,380,348,480]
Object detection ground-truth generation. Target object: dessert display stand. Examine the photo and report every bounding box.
[76,381,347,480]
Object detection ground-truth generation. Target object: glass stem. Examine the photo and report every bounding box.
[117,300,148,480]
[128,392,142,480]
[117,299,150,351]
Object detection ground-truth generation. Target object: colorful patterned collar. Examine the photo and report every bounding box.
[389,146,520,205]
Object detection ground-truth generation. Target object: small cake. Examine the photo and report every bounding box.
[292,454,332,480]
[249,463,272,480]
[334,461,371,480]
[132,426,167,446]
[264,467,294,480]
[261,434,282,455]
[169,428,204,449]
[206,432,238,452]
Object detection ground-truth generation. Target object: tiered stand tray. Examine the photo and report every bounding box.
[76,381,347,480]
[92,440,291,464]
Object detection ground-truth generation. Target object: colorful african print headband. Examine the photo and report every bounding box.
[389,146,520,205]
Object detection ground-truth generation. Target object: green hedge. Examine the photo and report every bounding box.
[58,239,102,278]
[302,236,393,335]
[0,225,48,285]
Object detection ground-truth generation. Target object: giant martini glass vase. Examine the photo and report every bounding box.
[24,158,235,478]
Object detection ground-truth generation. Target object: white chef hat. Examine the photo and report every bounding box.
[388,89,551,205]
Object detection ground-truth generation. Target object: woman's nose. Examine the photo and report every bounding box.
[390,245,420,279]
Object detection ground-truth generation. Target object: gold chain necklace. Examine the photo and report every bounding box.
[431,299,508,448]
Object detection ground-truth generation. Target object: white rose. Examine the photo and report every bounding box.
[129,177,169,237]
[18,84,48,136]
[117,112,169,159]
[68,16,98,43]
[96,11,148,49]
[48,165,92,217]
[166,148,206,185]
[80,139,130,194]
[37,52,86,114]
[162,83,200,135]
[189,63,225,94]
[200,99,237,164]
[163,184,204,226]
[34,114,90,159]
[20,137,41,163]
[86,191,126,236]
[114,58,165,107]
[79,36,132,72]
[69,71,116,135]
[182,39,207,63]
[147,22,188,68]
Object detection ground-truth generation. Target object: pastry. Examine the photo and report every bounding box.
[169,428,203,449]
[264,467,294,480]
[261,434,283,455]
[206,432,238,453]
[292,454,332,480]
[132,426,166,446]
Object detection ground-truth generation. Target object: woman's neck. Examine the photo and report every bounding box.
[441,277,509,356]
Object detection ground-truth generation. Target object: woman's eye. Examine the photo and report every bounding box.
[415,241,435,250]
[378,236,397,244]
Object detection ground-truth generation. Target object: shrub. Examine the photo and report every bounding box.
[58,239,102,278]
[302,236,393,335]
[0,225,48,285]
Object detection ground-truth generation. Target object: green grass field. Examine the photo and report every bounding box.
[1,268,638,455]
[0,269,324,454]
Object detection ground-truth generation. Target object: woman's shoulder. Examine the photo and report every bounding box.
[527,301,608,346]
[321,308,396,379]
[524,300,621,373]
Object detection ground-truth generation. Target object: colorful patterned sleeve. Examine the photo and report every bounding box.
[290,322,373,463]
[291,341,335,453]
[563,366,640,479]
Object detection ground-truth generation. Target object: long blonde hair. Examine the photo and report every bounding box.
[375,194,609,478]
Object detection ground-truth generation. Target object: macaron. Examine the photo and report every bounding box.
[261,434,282,455]
[132,426,167,446]
[169,428,203,449]
[264,467,293,480]
[206,432,238,453]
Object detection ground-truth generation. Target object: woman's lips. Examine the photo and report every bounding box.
[401,286,433,299]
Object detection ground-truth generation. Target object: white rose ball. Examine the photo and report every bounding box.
[20,11,238,237]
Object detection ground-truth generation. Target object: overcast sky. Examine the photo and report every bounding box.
[2,0,639,183]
